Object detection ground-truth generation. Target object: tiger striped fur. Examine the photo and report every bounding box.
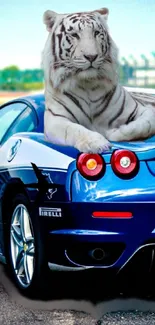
[42,8,155,153]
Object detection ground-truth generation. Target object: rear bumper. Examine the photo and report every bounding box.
[47,242,155,277]
[47,228,155,271]
[37,201,155,272]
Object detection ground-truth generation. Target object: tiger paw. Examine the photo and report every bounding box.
[106,127,129,141]
[75,132,112,153]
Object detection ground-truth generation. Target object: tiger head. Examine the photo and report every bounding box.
[42,8,118,90]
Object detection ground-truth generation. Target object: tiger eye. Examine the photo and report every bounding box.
[71,33,80,39]
[94,31,100,37]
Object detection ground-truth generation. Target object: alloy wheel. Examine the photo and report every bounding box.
[10,204,35,288]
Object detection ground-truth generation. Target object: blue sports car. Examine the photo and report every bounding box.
[0,88,155,296]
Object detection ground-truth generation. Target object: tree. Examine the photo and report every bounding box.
[1,65,21,83]
[1,65,21,90]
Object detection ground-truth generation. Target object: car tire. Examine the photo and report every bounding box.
[4,193,49,297]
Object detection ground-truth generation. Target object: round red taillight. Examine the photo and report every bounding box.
[77,153,105,179]
[111,149,139,178]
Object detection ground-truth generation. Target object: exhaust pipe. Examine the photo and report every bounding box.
[89,248,105,261]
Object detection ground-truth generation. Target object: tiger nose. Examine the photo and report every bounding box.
[84,54,98,62]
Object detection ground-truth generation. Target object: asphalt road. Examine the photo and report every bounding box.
[1,265,155,324]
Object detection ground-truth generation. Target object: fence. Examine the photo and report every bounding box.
[119,53,155,88]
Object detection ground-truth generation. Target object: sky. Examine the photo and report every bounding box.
[0,0,155,70]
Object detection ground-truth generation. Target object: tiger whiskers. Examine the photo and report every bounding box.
[53,60,73,68]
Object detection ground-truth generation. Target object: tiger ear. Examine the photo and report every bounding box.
[94,8,109,21]
[43,10,57,32]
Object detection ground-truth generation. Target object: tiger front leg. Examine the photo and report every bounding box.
[106,107,155,142]
[75,129,111,153]
[44,110,111,153]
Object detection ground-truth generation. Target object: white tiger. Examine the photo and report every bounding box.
[41,7,155,153]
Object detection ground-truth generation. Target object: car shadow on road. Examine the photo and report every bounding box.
[2,264,155,319]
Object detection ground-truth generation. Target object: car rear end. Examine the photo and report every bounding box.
[47,140,155,273]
